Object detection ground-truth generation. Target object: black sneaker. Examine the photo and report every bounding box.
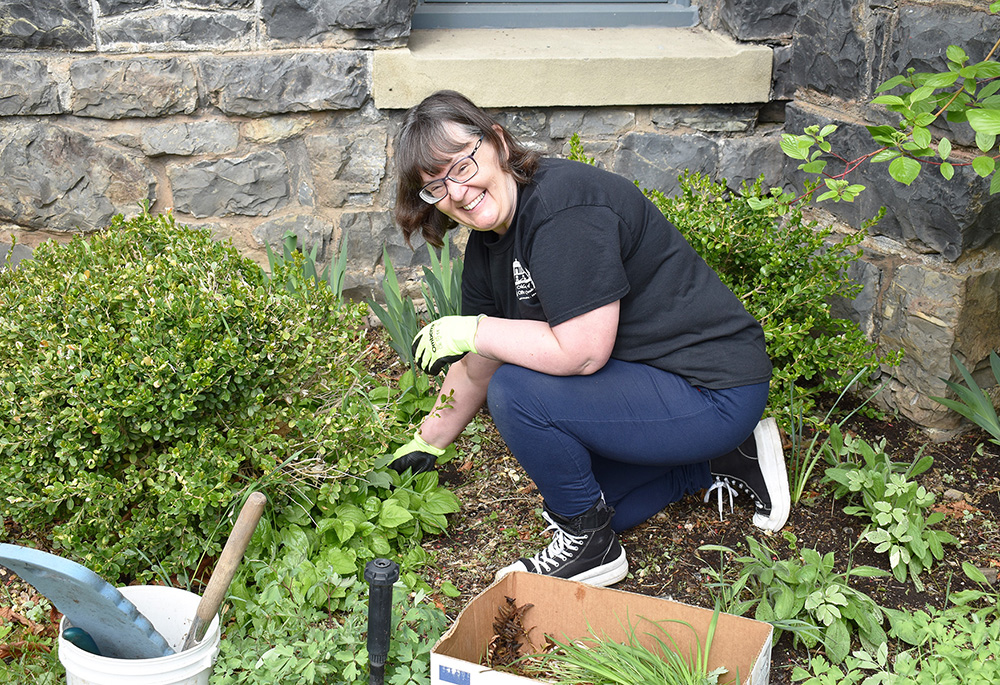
[706,417,790,532]
[494,499,628,587]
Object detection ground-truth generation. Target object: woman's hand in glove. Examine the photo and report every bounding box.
[389,433,447,473]
[411,315,485,375]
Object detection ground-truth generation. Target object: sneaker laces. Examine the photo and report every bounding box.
[704,479,737,521]
[527,511,588,573]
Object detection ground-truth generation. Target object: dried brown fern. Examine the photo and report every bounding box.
[485,596,535,668]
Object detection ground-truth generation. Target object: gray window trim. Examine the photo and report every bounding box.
[411,0,699,30]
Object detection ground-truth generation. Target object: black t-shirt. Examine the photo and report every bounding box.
[461,158,772,390]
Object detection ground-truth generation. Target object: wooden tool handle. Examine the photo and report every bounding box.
[192,492,266,640]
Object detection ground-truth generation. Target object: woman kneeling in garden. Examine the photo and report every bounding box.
[389,90,790,587]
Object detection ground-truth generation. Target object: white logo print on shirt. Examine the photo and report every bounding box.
[513,259,536,301]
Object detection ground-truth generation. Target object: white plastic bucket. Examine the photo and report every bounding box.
[58,585,220,685]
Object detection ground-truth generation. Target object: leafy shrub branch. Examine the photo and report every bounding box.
[779,4,1000,203]
[649,173,896,418]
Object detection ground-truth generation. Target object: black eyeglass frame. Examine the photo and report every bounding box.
[418,135,485,204]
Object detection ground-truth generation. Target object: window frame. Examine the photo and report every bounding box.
[410,0,699,30]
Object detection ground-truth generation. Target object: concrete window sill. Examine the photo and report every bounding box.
[373,27,772,110]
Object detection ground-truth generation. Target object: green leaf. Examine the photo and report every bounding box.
[976,131,997,152]
[980,79,1000,100]
[775,588,797,618]
[969,61,1000,79]
[940,162,955,180]
[780,135,813,160]
[911,127,932,149]
[322,546,359,574]
[871,149,900,163]
[909,86,935,103]
[901,141,934,156]
[991,169,1000,194]
[972,155,995,177]
[824,619,851,664]
[440,580,461,597]
[963,561,990,584]
[801,160,828,174]
[847,566,889,578]
[422,489,461,515]
[889,156,921,185]
[922,71,959,88]
[866,124,899,145]
[279,526,312,562]
[377,500,414,528]
[938,137,952,161]
[967,108,1000,135]
[872,94,905,107]
[876,75,908,92]
[946,45,968,65]
[331,518,356,544]
[842,184,865,201]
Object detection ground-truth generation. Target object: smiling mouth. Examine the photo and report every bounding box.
[463,192,485,211]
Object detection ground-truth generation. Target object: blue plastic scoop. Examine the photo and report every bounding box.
[0,544,173,659]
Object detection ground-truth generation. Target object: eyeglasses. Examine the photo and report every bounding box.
[418,135,484,204]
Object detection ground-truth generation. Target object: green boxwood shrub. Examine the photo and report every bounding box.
[648,173,897,417]
[0,209,382,579]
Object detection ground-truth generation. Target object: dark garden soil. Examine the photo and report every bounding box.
[421,397,1000,684]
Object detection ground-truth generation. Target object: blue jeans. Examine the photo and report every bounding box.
[486,359,769,532]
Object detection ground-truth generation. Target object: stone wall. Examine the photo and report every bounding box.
[1,0,997,431]
[0,0,418,287]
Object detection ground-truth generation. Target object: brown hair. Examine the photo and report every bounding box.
[394,90,540,247]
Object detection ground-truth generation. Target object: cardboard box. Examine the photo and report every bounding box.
[431,572,772,685]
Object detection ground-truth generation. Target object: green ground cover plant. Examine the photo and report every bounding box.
[793,564,1000,685]
[822,428,957,589]
[701,533,888,665]
[768,17,1000,681]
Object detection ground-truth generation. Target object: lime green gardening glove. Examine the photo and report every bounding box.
[389,433,447,474]
[411,315,485,375]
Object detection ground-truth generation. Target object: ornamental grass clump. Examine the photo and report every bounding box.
[522,609,728,685]
[0,208,379,579]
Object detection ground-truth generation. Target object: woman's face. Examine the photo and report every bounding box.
[420,124,519,236]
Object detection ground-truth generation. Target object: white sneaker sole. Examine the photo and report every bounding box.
[752,417,790,532]
[494,547,628,588]
[570,547,628,587]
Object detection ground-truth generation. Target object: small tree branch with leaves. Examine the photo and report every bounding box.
[780,3,1000,203]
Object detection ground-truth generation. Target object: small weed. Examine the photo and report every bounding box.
[701,533,888,664]
[823,429,956,589]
